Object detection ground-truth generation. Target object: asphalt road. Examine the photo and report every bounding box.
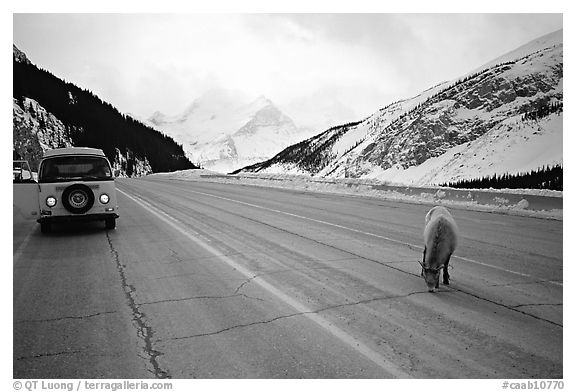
[13,176,563,378]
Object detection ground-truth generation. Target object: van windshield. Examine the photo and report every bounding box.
[39,156,113,183]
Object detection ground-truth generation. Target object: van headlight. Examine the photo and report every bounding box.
[99,193,110,204]
[46,196,57,208]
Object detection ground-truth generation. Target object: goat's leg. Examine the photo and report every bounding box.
[421,247,426,277]
[443,255,452,285]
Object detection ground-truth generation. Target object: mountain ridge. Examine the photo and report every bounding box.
[147,89,315,172]
[235,29,563,187]
[12,45,197,176]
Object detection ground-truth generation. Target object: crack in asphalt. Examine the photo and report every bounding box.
[512,303,563,308]
[449,287,563,327]
[106,232,171,379]
[234,263,367,287]
[137,293,265,306]
[15,349,84,361]
[150,256,359,283]
[234,275,257,295]
[230,261,418,297]
[158,290,429,342]
[14,310,118,324]
[486,279,561,288]
[231,261,364,297]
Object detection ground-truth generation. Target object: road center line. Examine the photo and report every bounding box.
[117,187,410,377]
[175,186,563,287]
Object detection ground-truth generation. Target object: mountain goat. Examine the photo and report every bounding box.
[420,206,459,292]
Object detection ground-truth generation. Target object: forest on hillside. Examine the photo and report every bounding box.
[440,164,562,191]
[13,56,197,174]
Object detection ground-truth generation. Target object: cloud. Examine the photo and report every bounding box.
[13,13,562,124]
[273,13,563,95]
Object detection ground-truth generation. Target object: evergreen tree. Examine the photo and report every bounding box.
[13,55,198,175]
[441,164,562,191]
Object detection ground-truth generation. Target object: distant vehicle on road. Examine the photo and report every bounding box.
[13,147,119,233]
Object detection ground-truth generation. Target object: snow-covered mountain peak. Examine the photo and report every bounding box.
[472,29,562,74]
[234,103,296,138]
[147,88,314,172]
[250,95,273,108]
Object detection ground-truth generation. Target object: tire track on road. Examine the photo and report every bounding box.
[178,187,562,287]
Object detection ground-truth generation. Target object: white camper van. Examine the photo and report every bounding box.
[13,147,119,234]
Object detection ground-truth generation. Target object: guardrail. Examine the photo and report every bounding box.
[369,184,562,211]
[199,173,562,212]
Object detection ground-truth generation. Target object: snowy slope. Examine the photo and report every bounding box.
[148,89,315,173]
[13,44,31,64]
[362,114,562,185]
[13,97,73,168]
[472,29,562,73]
[239,29,563,186]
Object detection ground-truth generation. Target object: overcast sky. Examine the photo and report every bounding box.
[13,13,562,125]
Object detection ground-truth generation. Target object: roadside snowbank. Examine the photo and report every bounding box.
[150,170,562,220]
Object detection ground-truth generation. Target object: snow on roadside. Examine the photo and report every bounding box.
[149,169,562,220]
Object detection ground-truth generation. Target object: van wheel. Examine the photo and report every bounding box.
[62,184,95,214]
[105,217,116,230]
[40,221,51,234]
